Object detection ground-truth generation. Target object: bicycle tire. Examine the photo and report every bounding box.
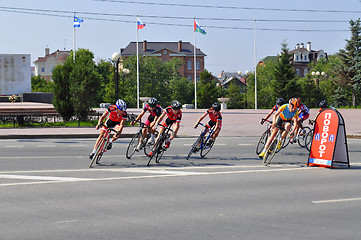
[155,139,165,163]
[263,138,278,166]
[281,132,291,149]
[89,137,106,168]
[186,135,202,160]
[126,133,141,159]
[256,130,269,155]
[147,136,163,166]
[297,126,311,148]
[200,135,215,158]
[305,129,314,152]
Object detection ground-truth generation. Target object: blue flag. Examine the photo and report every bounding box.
[74,15,84,28]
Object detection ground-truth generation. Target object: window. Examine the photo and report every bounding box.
[196,76,200,81]
[41,67,45,73]
[304,68,308,76]
[187,75,192,80]
[296,68,300,76]
[196,60,200,70]
[187,61,192,70]
[296,55,299,61]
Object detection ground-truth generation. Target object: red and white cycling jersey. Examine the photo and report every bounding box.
[299,104,309,114]
[105,105,127,122]
[164,106,182,122]
[207,109,222,123]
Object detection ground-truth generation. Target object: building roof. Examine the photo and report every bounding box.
[121,41,206,57]
[34,50,71,63]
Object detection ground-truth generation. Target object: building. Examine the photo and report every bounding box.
[34,48,70,81]
[120,40,206,81]
[288,42,327,77]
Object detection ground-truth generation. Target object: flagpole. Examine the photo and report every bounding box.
[254,19,257,110]
[194,19,197,109]
[136,16,140,109]
[73,12,76,62]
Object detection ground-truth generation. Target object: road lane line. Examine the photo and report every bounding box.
[0,174,93,182]
[312,197,361,204]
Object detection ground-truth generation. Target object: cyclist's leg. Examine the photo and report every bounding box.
[259,124,279,158]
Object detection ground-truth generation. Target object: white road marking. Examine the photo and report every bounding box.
[36,145,56,148]
[54,220,81,224]
[0,174,92,182]
[0,166,311,187]
[312,197,361,204]
[238,143,253,146]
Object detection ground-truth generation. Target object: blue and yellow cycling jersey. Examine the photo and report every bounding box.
[278,104,299,121]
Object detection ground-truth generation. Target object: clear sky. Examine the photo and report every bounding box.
[1,0,360,76]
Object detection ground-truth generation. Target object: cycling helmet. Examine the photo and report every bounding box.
[211,102,221,112]
[115,99,127,111]
[289,98,300,108]
[276,98,285,106]
[171,100,181,110]
[319,100,328,109]
[148,97,157,108]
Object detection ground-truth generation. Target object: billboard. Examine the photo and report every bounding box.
[0,54,31,95]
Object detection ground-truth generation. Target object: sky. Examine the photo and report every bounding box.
[1,0,360,76]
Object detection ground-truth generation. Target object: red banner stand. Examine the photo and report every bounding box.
[307,108,350,168]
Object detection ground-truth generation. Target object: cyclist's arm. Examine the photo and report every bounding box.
[96,111,109,130]
[170,121,180,140]
[263,109,274,123]
[194,112,207,128]
[151,114,164,128]
[152,112,166,130]
[133,110,146,125]
[290,116,298,136]
[272,108,282,128]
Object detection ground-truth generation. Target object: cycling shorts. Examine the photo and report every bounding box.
[102,119,120,131]
[207,120,222,129]
[145,115,155,127]
[161,117,176,128]
[275,116,291,129]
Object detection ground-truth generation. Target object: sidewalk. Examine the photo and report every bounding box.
[0,103,360,139]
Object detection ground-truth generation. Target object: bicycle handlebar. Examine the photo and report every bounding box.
[97,123,119,134]
[131,118,150,129]
[261,118,272,124]
[195,122,215,133]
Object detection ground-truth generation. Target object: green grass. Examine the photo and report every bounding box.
[0,120,132,128]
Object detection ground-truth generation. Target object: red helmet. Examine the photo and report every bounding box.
[289,98,300,108]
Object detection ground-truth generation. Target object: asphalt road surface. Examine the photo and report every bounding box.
[1,137,361,240]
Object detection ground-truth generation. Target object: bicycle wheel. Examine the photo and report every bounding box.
[297,126,310,148]
[256,130,270,155]
[89,137,107,168]
[147,137,162,166]
[126,133,141,159]
[305,129,314,152]
[200,135,215,158]
[186,135,202,160]
[263,138,278,166]
[155,139,166,163]
[281,132,291,149]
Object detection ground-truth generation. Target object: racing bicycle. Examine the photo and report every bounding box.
[263,125,291,166]
[126,119,155,159]
[147,123,174,166]
[89,124,119,168]
[186,122,215,160]
[256,119,272,155]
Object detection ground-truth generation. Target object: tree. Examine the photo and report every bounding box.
[94,59,112,105]
[227,82,243,109]
[31,75,54,92]
[197,70,220,108]
[52,55,74,121]
[271,41,297,101]
[334,18,361,107]
[169,77,194,105]
[70,49,101,120]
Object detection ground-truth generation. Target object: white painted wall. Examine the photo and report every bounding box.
[0,54,31,95]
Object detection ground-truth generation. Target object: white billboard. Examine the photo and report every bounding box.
[0,54,31,95]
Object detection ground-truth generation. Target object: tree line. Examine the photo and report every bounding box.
[32,19,360,120]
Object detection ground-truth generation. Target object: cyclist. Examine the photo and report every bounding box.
[148,100,182,157]
[258,98,300,159]
[193,102,222,146]
[89,99,127,159]
[292,99,310,142]
[261,98,285,124]
[309,100,328,125]
[131,97,163,150]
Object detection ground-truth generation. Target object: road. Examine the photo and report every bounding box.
[1,137,361,239]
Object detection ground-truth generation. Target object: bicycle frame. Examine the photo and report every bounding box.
[186,122,215,160]
[198,123,214,150]
[126,119,151,159]
[147,123,174,166]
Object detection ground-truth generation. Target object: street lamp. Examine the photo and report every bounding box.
[122,68,130,99]
[311,71,325,89]
[112,52,121,100]
[238,70,251,109]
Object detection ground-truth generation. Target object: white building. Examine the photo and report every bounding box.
[34,48,70,81]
